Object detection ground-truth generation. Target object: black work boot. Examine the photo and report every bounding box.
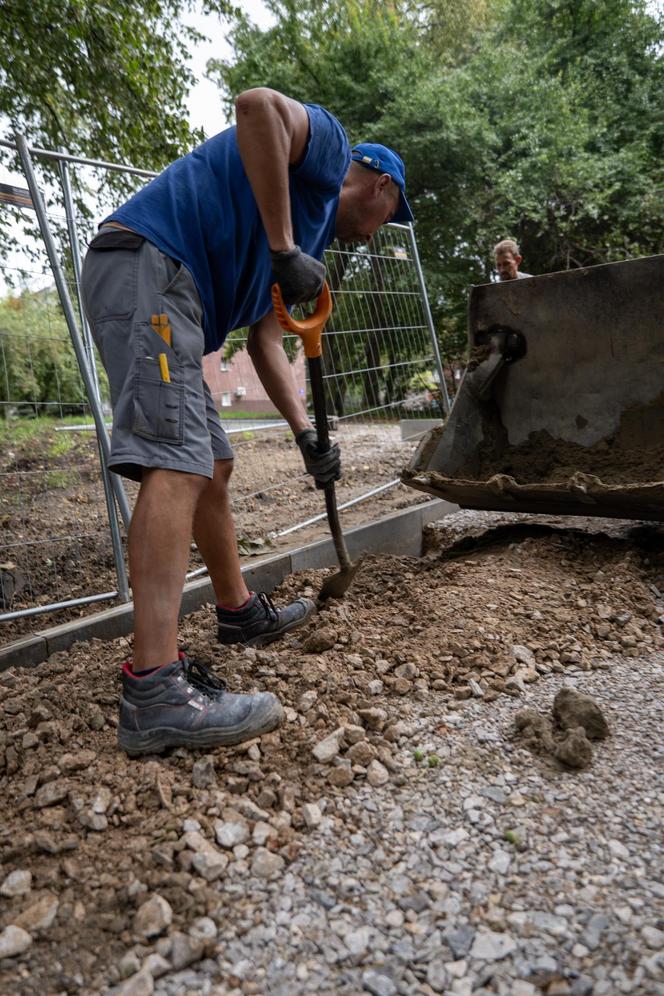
[117,655,283,757]
[217,591,315,648]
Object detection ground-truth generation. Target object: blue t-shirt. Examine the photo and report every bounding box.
[107,104,351,355]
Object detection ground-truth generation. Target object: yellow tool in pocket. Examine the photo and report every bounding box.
[158,353,171,383]
[151,312,172,348]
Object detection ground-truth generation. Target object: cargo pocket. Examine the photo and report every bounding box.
[133,377,185,444]
[83,230,145,323]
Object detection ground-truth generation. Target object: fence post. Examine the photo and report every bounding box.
[14,133,130,603]
[407,223,451,414]
[57,154,132,532]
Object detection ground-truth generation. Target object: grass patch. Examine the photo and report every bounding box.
[217,410,283,420]
[0,414,88,448]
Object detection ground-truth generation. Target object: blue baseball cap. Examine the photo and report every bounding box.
[351,143,414,223]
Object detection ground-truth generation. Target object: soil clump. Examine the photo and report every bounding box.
[514,687,610,770]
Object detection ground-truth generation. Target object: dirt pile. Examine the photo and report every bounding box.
[1,424,425,641]
[461,428,664,486]
[0,517,662,991]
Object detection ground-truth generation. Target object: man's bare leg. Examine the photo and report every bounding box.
[129,467,208,670]
[192,458,249,608]
[195,458,315,647]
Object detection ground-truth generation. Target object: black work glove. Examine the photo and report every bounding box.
[270,246,326,305]
[296,428,341,488]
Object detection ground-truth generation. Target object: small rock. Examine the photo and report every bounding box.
[251,847,285,879]
[301,803,322,829]
[57,749,96,774]
[488,849,512,874]
[303,627,337,653]
[214,819,249,848]
[0,925,32,958]
[252,821,276,845]
[298,690,318,712]
[33,779,69,808]
[328,765,354,787]
[469,929,517,960]
[313,727,345,763]
[361,968,397,996]
[512,644,536,667]
[367,759,389,787]
[119,952,141,979]
[91,786,112,814]
[191,847,228,882]
[169,931,205,971]
[133,895,173,940]
[142,953,170,978]
[344,723,366,744]
[14,893,59,932]
[345,925,371,956]
[444,925,475,958]
[192,755,217,789]
[426,959,449,992]
[608,838,630,860]
[189,916,217,942]
[116,969,154,996]
[642,925,664,949]
[33,831,61,854]
[346,741,376,766]
[394,661,418,680]
[78,808,109,831]
[0,869,32,897]
[581,912,609,951]
[358,707,388,731]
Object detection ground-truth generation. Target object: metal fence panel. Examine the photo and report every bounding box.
[0,138,446,639]
[0,142,127,630]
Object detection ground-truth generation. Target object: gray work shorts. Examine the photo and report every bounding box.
[81,229,233,482]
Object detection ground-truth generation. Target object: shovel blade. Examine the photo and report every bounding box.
[317,556,363,602]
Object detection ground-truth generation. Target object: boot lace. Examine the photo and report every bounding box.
[182,657,227,698]
[257,591,279,624]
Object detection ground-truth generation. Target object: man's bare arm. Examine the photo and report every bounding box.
[246,311,311,434]
[235,88,309,253]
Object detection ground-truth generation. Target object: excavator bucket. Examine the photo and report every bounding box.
[403,254,664,521]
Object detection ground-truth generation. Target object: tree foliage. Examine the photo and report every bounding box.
[0,289,87,416]
[210,0,664,359]
[0,0,236,173]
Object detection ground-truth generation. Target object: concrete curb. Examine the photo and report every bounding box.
[1,499,456,671]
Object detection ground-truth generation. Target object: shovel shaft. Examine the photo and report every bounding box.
[308,355,352,572]
[271,281,355,580]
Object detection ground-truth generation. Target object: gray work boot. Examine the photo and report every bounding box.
[217,591,315,648]
[117,655,283,757]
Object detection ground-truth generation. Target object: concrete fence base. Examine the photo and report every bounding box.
[1,498,456,671]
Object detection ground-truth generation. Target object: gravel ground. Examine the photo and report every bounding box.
[145,657,664,996]
[1,509,663,995]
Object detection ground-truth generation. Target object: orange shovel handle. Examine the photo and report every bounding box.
[271,281,333,358]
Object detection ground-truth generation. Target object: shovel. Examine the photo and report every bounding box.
[271,280,362,601]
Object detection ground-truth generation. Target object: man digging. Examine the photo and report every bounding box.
[81,87,413,756]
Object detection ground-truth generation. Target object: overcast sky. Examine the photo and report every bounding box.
[184,1,274,137]
[0,1,272,187]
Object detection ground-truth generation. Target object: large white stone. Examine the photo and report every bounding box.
[0,925,32,958]
[312,727,345,763]
[0,869,32,897]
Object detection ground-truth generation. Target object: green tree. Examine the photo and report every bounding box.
[211,0,664,363]
[0,288,86,416]
[0,0,236,175]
